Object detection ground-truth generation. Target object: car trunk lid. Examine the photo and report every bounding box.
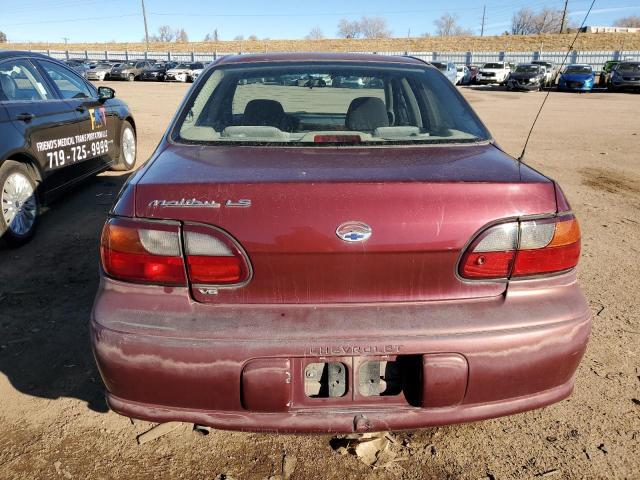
[134,143,556,304]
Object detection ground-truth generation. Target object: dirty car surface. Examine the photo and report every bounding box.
[92,53,591,433]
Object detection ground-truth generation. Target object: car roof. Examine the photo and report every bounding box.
[214,52,429,67]
[0,50,68,64]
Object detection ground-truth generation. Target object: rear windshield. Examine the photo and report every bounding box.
[565,65,592,74]
[173,63,490,146]
[516,65,540,73]
[482,63,503,69]
[618,62,640,72]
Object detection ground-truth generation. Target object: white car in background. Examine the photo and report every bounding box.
[191,68,204,81]
[531,60,558,86]
[165,62,204,83]
[476,62,513,85]
[456,66,471,85]
[430,61,457,84]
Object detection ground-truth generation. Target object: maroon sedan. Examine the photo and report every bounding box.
[92,53,590,433]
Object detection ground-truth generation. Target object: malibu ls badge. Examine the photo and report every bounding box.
[148,198,251,208]
[336,221,372,243]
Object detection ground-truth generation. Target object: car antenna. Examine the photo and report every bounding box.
[518,0,597,162]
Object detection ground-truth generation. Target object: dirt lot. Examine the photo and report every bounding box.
[0,81,638,479]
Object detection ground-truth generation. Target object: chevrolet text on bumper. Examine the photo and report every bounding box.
[91,53,591,433]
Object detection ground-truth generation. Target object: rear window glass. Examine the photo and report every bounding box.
[174,63,490,146]
[618,62,640,72]
[516,65,540,73]
[565,65,592,74]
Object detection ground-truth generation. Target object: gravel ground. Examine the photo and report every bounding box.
[0,81,638,480]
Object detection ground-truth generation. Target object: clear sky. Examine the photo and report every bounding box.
[1,0,639,43]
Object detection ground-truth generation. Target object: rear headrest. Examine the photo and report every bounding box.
[345,97,389,132]
[0,74,16,101]
[243,99,286,128]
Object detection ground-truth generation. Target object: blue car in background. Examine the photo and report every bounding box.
[558,64,595,92]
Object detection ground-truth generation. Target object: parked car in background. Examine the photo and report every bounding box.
[109,60,154,81]
[191,67,204,82]
[558,64,595,92]
[92,53,590,434]
[531,60,557,86]
[332,76,365,88]
[468,66,480,84]
[608,61,640,91]
[0,51,137,245]
[140,61,177,82]
[64,59,90,78]
[455,65,471,85]
[166,62,204,83]
[506,64,546,91]
[430,61,457,84]
[599,59,621,87]
[86,61,117,82]
[476,62,512,85]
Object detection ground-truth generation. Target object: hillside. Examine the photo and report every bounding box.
[6,32,640,53]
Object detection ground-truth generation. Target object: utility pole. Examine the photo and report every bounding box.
[560,0,569,33]
[480,5,486,37]
[141,0,150,50]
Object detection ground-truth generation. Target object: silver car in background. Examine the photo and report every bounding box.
[86,62,118,81]
[430,61,458,84]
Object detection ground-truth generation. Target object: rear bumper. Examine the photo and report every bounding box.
[610,79,640,89]
[91,273,591,433]
[507,79,540,90]
[558,81,593,91]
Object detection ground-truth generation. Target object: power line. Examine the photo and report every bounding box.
[518,0,597,162]
[1,13,140,27]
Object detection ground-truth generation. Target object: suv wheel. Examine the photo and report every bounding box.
[0,161,38,246]
[111,121,137,171]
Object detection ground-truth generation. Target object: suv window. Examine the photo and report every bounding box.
[39,60,93,99]
[0,59,53,102]
[175,63,490,145]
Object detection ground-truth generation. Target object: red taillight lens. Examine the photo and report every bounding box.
[100,218,186,285]
[183,225,250,285]
[100,219,251,287]
[512,216,581,277]
[459,214,581,280]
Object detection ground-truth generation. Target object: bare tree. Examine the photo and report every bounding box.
[511,8,536,35]
[0,31,6,43]
[434,13,472,36]
[360,16,391,38]
[534,8,563,34]
[306,26,324,40]
[511,7,565,35]
[204,29,220,42]
[157,25,175,42]
[175,28,189,42]
[337,19,361,39]
[247,34,258,41]
[234,35,245,41]
[613,16,640,28]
